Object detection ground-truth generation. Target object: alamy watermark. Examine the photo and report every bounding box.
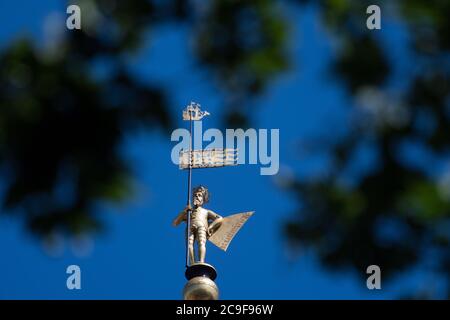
[66,5,81,30]
[66,264,81,290]
[366,265,381,290]
[366,5,381,30]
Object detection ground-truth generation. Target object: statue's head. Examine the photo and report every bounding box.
[193,185,209,207]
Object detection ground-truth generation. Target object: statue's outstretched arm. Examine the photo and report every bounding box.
[172,206,189,227]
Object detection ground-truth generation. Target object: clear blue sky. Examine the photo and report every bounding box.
[0,1,432,299]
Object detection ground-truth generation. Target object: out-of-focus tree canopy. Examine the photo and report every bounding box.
[0,0,288,236]
[283,0,450,298]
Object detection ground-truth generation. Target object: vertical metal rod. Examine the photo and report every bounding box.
[185,113,193,268]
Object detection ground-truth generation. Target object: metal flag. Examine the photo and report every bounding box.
[179,148,238,169]
[208,212,254,251]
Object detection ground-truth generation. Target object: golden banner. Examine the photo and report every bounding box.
[208,212,254,251]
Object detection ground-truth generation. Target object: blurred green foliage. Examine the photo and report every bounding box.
[0,0,288,236]
[284,0,450,298]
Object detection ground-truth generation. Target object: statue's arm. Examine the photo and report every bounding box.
[207,210,223,235]
[172,206,189,227]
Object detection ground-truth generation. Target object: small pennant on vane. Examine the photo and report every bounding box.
[179,148,238,169]
[183,102,210,121]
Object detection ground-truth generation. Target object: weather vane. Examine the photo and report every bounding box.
[172,102,254,300]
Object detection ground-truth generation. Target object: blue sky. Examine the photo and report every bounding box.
[0,1,436,299]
